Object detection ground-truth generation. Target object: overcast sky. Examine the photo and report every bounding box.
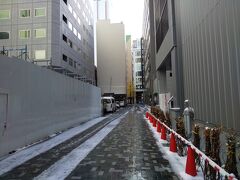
[109,0,144,40]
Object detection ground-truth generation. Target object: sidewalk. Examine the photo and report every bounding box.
[66,109,179,180]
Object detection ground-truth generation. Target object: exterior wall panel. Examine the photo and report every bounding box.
[0,56,101,157]
[180,0,240,131]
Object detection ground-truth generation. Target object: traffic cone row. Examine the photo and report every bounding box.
[161,126,167,140]
[153,117,157,127]
[146,112,198,177]
[169,133,177,152]
[157,122,161,132]
[146,112,149,118]
[185,146,197,176]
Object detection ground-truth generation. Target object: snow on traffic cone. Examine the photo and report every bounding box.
[153,118,157,127]
[185,146,197,176]
[157,122,161,132]
[169,133,177,152]
[161,126,167,140]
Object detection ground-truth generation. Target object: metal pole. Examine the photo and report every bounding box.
[25,45,27,60]
[97,0,99,20]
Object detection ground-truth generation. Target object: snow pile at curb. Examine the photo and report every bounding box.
[145,116,204,180]
[0,116,108,175]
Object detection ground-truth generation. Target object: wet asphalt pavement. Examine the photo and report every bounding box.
[0,107,179,180]
[66,107,179,180]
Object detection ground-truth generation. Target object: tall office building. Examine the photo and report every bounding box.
[142,0,156,105]
[0,0,95,84]
[92,0,110,20]
[93,0,109,20]
[96,20,126,100]
[142,0,240,131]
[132,38,144,103]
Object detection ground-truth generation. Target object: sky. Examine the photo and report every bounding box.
[109,0,144,40]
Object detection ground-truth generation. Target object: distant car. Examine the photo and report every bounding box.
[115,101,120,108]
[101,97,116,113]
[119,100,125,107]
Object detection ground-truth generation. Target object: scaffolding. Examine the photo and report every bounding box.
[0,45,29,61]
[0,45,95,85]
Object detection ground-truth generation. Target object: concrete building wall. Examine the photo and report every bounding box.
[179,0,240,130]
[0,55,101,157]
[96,20,126,95]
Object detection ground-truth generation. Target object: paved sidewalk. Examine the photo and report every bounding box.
[66,108,179,180]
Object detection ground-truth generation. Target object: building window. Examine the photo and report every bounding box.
[136,71,142,76]
[68,4,73,13]
[34,28,46,38]
[62,54,68,62]
[63,34,67,42]
[73,11,77,19]
[77,17,81,25]
[77,33,81,40]
[34,8,46,17]
[136,58,141,63]
[19,30,30,39]
[82,11,86,19]
[73,27,77,36]
[63,15,67,24]
[0,32,10,39]
[68,39,72,48]
[77,3,80,9]
[0,10,10,19]
[19,9,31,18]
[135,51,141,56]
[68,21,73,31]
[69,58,73,66]
[155,0,169,52]
[63,0,67,5]
[35,50,46,60]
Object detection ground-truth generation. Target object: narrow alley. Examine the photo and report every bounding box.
[0,107,178,180]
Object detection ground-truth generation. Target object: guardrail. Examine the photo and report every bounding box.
[146,111,238,180]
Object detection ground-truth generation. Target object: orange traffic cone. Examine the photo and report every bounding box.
[146,112,148,118]
[185,146,197,176]
[161,126,167,140]
[157,122,161,132]
[153,118,157,127]
[169,133,177,152]
[150,115,152,123]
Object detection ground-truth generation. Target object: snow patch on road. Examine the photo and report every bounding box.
[0,116,108,175]
[34,113,127,180]
[145,116,204,180]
